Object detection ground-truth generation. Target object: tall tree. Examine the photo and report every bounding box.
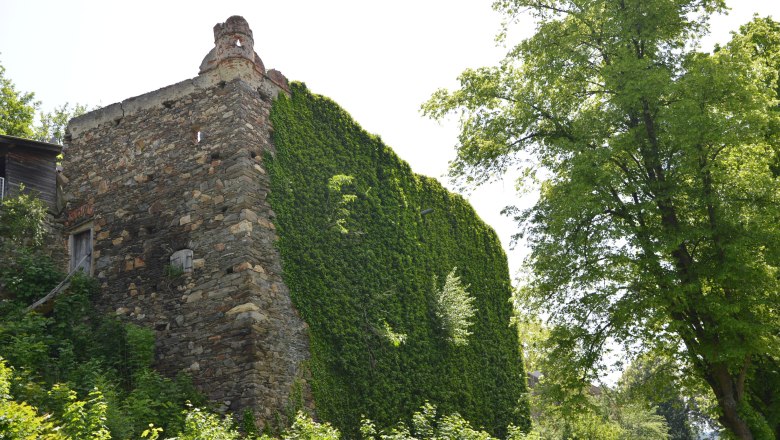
[424,1,780,438]
[0,61,86,143]
[0,63,37,138]
[33,103,87,144]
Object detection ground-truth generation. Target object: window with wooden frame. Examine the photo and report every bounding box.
[70,228,93,274]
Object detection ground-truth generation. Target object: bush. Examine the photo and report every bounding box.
[0,189,47,247]
[0,250,202,439]
[176,407,240,440]
[0,358,61,440]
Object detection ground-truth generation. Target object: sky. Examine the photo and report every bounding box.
[2,0,779,278]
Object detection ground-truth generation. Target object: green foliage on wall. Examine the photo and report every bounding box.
[267,83,530,436]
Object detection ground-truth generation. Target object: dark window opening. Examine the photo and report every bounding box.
[192,127,203,145]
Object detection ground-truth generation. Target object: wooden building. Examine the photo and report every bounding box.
[0,134,62,211]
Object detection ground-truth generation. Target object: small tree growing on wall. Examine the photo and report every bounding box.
[434,268,476,346]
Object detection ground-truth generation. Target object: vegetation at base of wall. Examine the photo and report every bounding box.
[0,272,203,438]
[0,194,204,439]
[148,403,537,440]
[267,83,530,437]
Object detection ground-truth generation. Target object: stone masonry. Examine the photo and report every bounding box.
[62,16,311,426]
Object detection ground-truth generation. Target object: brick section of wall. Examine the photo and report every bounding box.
[63,57,311,426]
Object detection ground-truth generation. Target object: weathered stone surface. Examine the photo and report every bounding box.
[226,302,260,315]
[62,16,312,429]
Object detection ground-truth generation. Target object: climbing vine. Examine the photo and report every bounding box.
[267,83,530,437]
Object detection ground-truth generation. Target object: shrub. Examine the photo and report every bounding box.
[0,358,61,440]
[0,189,47,247]
[176,407,240,440]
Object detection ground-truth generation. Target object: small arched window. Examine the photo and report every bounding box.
[170,249,194,273]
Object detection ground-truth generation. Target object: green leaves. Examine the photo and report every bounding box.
[327,174,357,235]
[427,1,780,437]
[0,249,202,439]
[269,83,529,436]
[32,103,87,144]
[175,407,240,440]
[53,384,111,440]
[0,190,48,248]
[0,61,87,143]
[0,358,61,440]
[361,402,502,440]
[0,63,37,138]
[433,268,477,346]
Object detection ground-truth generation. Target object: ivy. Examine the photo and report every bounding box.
[267,83,530,437]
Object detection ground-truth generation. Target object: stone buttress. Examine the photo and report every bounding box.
[62,16,311,426]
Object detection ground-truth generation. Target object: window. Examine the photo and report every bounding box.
[70,229,93,274]
[0,155,5,200]
[170,249,194,273]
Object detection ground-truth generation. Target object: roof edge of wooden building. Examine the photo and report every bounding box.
[0,134,63,155]
[0,134,64,212]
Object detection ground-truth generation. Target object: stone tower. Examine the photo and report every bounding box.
[63,16,311,424]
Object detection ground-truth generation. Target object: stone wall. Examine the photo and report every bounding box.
[62,16,311,427]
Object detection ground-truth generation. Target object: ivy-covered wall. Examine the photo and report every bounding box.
[267,83,529,436]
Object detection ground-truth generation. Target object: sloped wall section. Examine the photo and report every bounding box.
[267,83,530,437]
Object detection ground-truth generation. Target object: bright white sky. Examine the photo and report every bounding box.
[1,0,779,278]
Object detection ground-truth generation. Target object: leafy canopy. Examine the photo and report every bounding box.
[0,63,37,138]
[425,1,780,438]
[0,60,86,142]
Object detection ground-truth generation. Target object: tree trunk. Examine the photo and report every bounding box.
[717,398,753,440]
[708,363,754,440]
